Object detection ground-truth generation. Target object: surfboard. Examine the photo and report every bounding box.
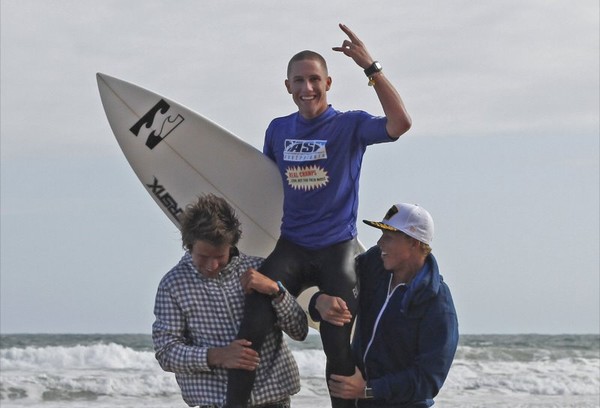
[96,73,282,254]
[96,73,318,319]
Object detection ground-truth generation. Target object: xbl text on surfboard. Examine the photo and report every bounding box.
[146,177,183,221]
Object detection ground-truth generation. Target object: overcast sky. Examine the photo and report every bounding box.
[1,0,598,334]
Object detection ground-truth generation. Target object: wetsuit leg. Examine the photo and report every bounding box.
[315,238,360,408]
[225,238,305,407]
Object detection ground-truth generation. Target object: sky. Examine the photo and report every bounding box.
[1,0,598,335]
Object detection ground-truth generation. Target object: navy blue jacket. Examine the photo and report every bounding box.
[311,246,458,407]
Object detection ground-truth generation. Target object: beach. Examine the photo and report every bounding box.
[1,333,598,407]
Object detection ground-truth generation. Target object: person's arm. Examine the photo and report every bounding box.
[328,367,367,399]
[370,306,458,403]
[262,121,277,161]
[207,339,260,371]
[309,292,353,327]
[241,268,308,341]
[332,23,412,138]
[326,308,458,402]
[152,279,210,373]
[152,280,259,373]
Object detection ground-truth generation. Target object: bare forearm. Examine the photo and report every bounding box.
[332,24,411,138]
[370,72,412,138]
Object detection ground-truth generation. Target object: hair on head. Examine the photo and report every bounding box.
[180,194,242,251]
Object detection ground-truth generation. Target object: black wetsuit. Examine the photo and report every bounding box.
[227,237,361,408]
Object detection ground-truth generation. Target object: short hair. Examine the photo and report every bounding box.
[287,50,328,78]
[419,242,433,257]
[399,231,432,257]
[180,194,242,251]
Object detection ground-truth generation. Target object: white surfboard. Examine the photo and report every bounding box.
[97,73,283,255]
[96,73,318,318]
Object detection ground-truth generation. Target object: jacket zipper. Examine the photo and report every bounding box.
[362,277,406,379]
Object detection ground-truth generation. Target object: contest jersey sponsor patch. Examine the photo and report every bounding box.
[284,139,327,161]
[285,165,329,191]
[283,139,329,191]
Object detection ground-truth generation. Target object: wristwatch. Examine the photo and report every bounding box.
[364,386,374,399]
[363,61,382,77]
[269,281,286,299]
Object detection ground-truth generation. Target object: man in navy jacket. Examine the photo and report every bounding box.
[309,203,458,407]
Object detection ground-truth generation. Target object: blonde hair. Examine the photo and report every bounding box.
[399,231,432,256]
[419,242,432,256]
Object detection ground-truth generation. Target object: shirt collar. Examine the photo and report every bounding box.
[183,247,241,280]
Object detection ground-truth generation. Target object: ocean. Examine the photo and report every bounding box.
[0,333,598,408]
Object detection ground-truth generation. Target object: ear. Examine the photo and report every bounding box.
[408,236,420,249]
[326,76,332,91]
[285,79,292,94]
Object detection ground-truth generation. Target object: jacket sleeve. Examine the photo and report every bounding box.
[371,286,459,403]
[152,281,211,374]
[272,289,309,341]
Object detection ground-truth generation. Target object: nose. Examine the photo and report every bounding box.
[206,258,220,272]
[302,79,313,92]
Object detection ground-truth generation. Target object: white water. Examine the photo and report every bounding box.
[1,334,598,407]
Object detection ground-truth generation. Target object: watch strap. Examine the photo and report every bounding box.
[364,61,382,77]
[270,281,286,299]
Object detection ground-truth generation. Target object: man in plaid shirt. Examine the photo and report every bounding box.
[153,194,308,408]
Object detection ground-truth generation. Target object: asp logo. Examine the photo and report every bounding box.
[130,99,184,150]
[284,139,327,162]
[146,177,183,220]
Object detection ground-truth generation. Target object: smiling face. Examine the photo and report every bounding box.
[190,240,232,279]
[285,58,332,120]
[377,230,415,273]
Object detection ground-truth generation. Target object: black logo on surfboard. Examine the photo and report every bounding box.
[130,99,184,149]
[146,177,183,221]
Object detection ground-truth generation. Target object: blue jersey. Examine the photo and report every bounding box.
[263,106,391,249]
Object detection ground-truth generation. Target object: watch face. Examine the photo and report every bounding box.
[365,61,382,77]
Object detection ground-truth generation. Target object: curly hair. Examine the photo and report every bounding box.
[179,194,242,251]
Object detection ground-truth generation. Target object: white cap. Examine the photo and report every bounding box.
[363,203,434,245]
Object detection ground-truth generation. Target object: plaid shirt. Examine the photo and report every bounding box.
[152,250,307,407]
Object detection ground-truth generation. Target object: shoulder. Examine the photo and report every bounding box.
[435,276,457,313]
[338,109,379,121]
[159,254,194,288]
[334,110,389,142]
[268,112,297,127]
[356,246,386,279]
[419,257,457,316]
[266,114,296,143]
[236,252,265,269]
[357,246,382,266]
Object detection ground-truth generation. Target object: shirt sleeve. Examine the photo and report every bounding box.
[152,280,212,374]
[353,110,392,146]
[272,289,309,341]
[263,121,276,162]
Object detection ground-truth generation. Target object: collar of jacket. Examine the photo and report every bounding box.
[182,247,242,280]
[399,254,441,313]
